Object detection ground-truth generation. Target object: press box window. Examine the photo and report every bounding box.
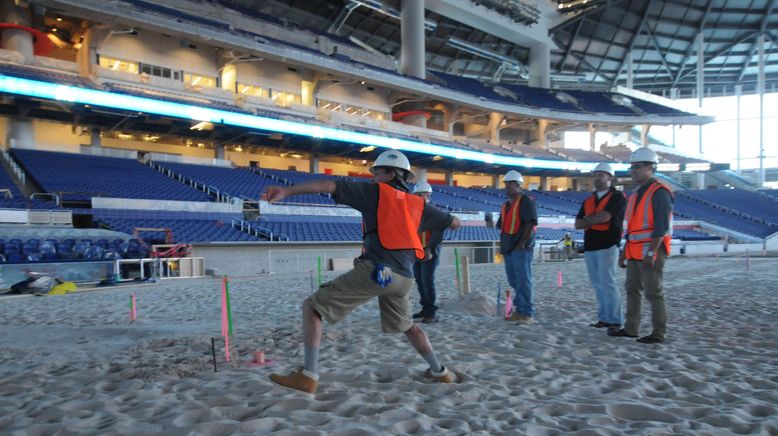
[98,56,139,74]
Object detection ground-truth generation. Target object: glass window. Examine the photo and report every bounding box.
[99,56,139,74]
[184,73,217,88]
[271,90,302,107]
[316,98,386,120]
[237,83,269,98]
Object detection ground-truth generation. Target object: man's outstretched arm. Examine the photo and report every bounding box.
[262,180,337,203]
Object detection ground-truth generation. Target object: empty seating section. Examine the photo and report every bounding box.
[155,162,270,200]
[12,149,211,202]
[0,162,61,209]
[0,237,139,264]
[102,83,252,115]
[512,146,564,160]
[252,168,336,205]
[600,145,633,162]
[256,214,361,241]
[656,151,708,164]
[680,189,778,225]
[559,148,612,162]
[0,62,97,88]
[673,229,720,241]
[429,185,500,212]
[91,210,259,243]
[673,195,777,238]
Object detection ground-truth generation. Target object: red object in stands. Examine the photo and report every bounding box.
[0,23,53,56]
[392,111,431,122]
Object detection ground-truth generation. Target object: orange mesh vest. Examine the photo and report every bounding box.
[375,183,425,260]
[500,196,522,235]
[625,181,673,260]
[583,191,614,231]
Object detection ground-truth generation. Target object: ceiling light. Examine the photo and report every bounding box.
[190,121,214,131]
[360,146,376,152]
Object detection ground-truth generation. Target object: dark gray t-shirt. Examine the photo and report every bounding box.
[333,180,454,278]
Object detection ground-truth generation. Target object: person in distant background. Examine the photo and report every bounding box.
[559,232,574,260]
[411,181,444,324]
[575,163,627,331]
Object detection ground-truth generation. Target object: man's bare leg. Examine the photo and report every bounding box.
[405,324,443,372]
[302,297,322,373]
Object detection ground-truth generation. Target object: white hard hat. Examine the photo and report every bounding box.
[592,162,614,176]
[629,147,658,164]
[369,150,415,180]
[503,170,524,183]
[412,181,432,194]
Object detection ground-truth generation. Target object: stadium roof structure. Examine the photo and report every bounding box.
[231,0,778,97]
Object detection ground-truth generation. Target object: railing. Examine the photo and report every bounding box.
[149,161,236,204]
[231,218,287,241]
[31,192,60,206]
[0,208,73,225]
[1,149,25,185]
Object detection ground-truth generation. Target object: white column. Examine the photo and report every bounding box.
[399,0,427,128]
[735,84,742,173]
[400,0,426,79]
[0,2,33,61]
[626,52,633,89]
[488,112,503,143]
[697,32,704,155]
[588,123,596,151]
[529,43,550,88]
[309,154,320,174]
[7,118,35,149]
[757,34,766,186]
[414,168,427,183]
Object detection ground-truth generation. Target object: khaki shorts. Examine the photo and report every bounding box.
[310,258,414,333]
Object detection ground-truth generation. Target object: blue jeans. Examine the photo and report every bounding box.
[413,256,439,316]
[503,248,534,316]
[584,245,623,325]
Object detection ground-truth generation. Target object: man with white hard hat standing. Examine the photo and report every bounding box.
[575,162,627,331]
[497,170,538,324]
[411,181,443,323]
[608,147,674,344]
[263,150,461,394]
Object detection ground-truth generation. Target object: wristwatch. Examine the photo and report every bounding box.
[646,250,655,257]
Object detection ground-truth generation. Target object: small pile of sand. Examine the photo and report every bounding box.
[443,291,496,316]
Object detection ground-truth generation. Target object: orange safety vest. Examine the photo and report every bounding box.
[625,181,673,260]
[374,183,425,260]
[418,230,432,248]
[500,195,523,235]
[583,191,615,231]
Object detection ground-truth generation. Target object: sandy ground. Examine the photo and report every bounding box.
[1,256,777,435]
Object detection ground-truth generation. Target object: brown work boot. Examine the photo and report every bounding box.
[506,312,532,323]
[424,366,456,383]
[269,367,318,394]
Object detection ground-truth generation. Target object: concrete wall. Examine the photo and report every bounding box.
[190,242,499,276]
[99,29,219,77]
[236,60,305,94]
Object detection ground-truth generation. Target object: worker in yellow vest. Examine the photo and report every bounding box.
[608,148,674,344]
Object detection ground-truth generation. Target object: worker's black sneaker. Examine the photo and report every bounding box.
[607,328,638,338]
